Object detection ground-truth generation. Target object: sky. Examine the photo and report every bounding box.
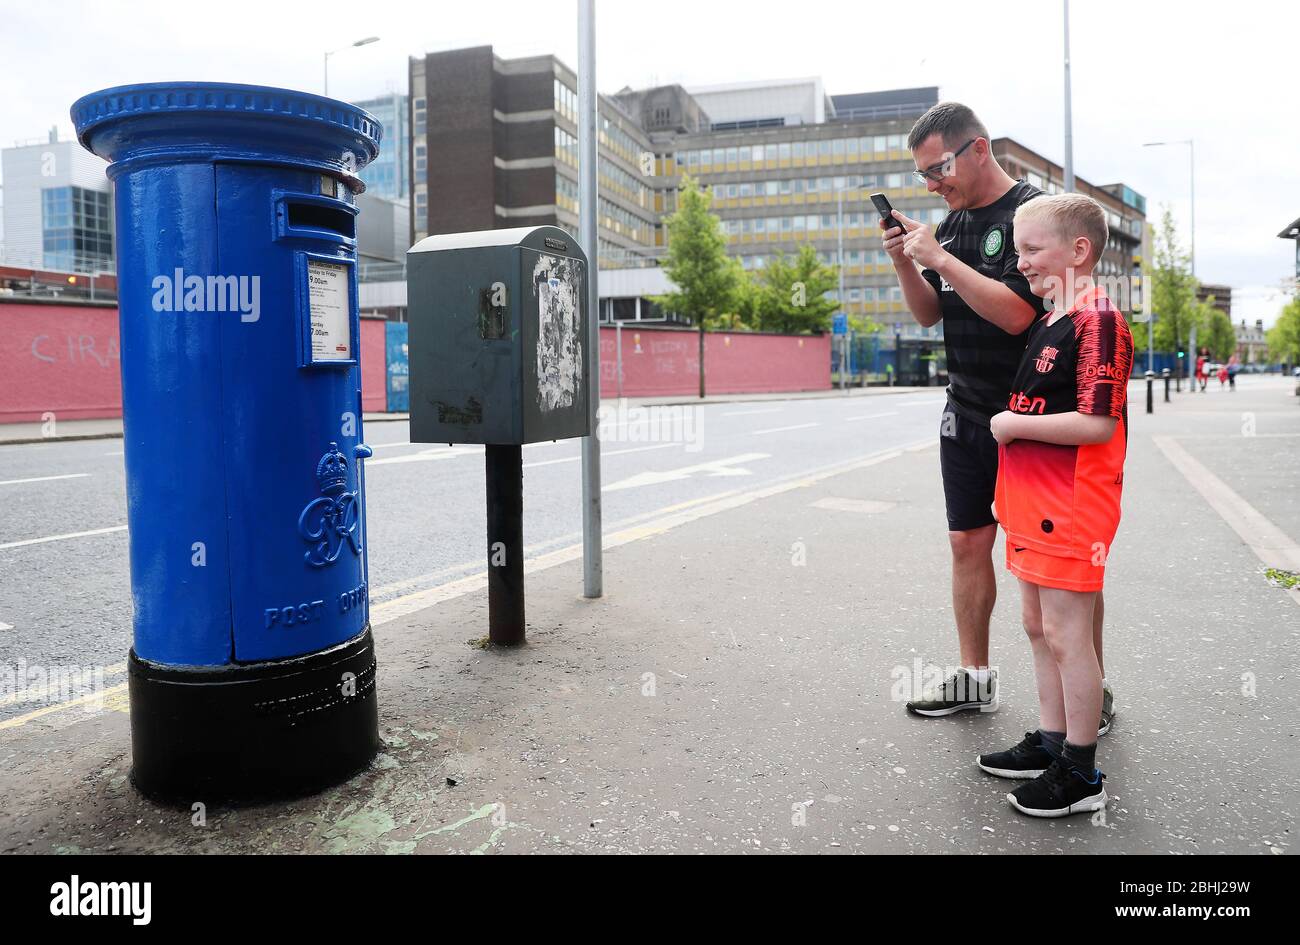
[1,0,1295,326]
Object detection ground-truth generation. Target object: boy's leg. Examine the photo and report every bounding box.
[975,577,1063,779]
[1021,578,1066,735]
[1039,586,1102,749]
[1004,582,1108,816]
[1093,590,1104,678]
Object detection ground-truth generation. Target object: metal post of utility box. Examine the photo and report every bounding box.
[406,225,590,645]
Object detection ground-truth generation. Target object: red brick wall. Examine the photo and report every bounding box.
[1,305,830,422]
[0,303,123,422]
[0,303,390,422]
[359,317,388,413]
[598,325,830,398]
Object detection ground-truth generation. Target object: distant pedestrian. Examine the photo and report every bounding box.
[1217,363,1229,388]
[1227,354,1240,391]
[1196,348,1209,392]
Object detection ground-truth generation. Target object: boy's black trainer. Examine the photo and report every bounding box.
[977,730,1054,779]
[905,669,998,717]
[1007,759,1108,818]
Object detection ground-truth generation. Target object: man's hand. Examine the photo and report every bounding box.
[892,210,951,271]
[989,410,1018,446]
[880,210,912,264]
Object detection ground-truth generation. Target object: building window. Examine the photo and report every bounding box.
[42,185,112,272]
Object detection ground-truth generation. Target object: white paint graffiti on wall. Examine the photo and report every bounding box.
[532,254,582,412]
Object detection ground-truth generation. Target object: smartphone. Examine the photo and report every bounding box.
[870,192,903,235]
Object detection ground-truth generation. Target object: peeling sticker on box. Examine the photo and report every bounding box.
[532,253,582,412]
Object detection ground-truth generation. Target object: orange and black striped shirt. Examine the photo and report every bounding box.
[994,286,1134,560]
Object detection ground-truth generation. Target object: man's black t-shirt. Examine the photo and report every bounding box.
[921,179,1048,426]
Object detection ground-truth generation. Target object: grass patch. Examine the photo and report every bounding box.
[467,635,493,649]
[1265,568,1300,589]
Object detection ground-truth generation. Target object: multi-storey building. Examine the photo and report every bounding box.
[352,91,410,202]
[407,46,658,267]
[1195,282,1232,318]
[649,82,946,329]
[1,133,113,274]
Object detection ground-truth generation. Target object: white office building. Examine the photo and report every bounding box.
[1,134,113,273]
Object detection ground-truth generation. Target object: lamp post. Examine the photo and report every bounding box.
[837,181,848,390]
[324,36,380,97]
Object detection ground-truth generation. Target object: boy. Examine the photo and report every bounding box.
[980,193,1134,817]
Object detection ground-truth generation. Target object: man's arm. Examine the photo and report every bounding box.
[889,210,1038,335]
[930,254,1038,335]
[881,214,941,328]
[990,410,1117,446]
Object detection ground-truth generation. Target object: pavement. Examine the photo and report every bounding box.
[0,376,1296,853]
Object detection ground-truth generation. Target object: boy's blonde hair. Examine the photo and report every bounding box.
[1013,193,1109,267]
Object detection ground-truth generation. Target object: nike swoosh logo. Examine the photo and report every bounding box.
[939,238,955,248]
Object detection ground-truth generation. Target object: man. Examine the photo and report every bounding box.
[882,102,1114,734]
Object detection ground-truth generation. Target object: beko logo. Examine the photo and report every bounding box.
[49,875,152,925]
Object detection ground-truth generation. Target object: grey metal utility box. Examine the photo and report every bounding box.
[407,225,590,445]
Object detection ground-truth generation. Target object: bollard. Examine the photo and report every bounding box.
[1163,367,1171,403]
[1145,370,1154,414]
[72,83,383,802]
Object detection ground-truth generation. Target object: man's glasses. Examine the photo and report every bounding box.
[913,138,976,185]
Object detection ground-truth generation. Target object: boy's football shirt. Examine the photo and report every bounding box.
[994,286,1134,560]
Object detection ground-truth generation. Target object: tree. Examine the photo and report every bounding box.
[1267,295,1300,364]
[1147,207,1199,362]
[652,175,749,396]
[750,244,840,334]
[653,175,745,328]
[1200,303,1236,361]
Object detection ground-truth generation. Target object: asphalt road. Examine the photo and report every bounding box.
[0,389,947,696]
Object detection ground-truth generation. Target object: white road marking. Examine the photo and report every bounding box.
[604,452,770,492]
[367,446,482,466]
[0,525,127,551]
[0,473,91,487]
[753,422,819,435]
[525,442,677,469]
[722,408,783,417]
[845,411,899,421]
[0,622,11,631]
[1153,435,1300,608]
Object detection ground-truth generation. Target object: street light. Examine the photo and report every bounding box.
[324,36,380,97]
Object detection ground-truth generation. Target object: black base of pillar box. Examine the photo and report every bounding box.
[127,627,380,805]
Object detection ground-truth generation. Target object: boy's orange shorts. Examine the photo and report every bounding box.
[1006,542,1105,592]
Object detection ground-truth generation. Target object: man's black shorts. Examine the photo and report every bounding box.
[939,402,999,532]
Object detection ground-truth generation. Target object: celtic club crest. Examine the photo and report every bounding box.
[982,225,1005,260]
[297,442,362,568]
